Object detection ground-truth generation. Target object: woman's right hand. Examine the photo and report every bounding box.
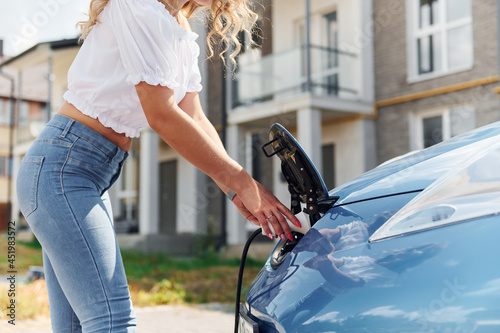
[232,195,260,227]
[233,178,301,242]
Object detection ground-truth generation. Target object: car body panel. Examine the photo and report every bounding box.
[244,121,500,333]
[247,201,500,332]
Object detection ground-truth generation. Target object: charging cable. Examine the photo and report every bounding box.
[234,228,263,333]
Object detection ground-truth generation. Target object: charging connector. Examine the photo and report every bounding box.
[261,211,311,237]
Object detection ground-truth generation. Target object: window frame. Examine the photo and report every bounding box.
[321,11,340,96]
[411,104,475,150]
[295,9,340,96]
[406,0,473,83]
[413,108,451,150]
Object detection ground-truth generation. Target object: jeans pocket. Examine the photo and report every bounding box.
[67,138,111,168]
[17,156,45,218]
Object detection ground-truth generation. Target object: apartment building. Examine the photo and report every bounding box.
[0,42,48,231]
[373,0,499,163]
[216,0,377,245]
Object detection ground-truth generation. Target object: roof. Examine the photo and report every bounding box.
[0,38,80,101]
[0,38,79,69]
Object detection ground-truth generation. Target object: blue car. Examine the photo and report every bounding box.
[238,122,500,333]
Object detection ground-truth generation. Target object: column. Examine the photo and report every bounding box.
[297,108,322,174]
[139,129,159,235]
[226,124,247,245]
[176,158,200,233]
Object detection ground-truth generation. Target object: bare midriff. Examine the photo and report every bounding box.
[57,102,133,151]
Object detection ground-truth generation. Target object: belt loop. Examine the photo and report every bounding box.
[60,119,75,138]
[110,147,123,165]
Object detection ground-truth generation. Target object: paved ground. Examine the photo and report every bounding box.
[0,304,235,332]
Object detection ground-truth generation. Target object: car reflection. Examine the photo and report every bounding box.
[274,222,446,329]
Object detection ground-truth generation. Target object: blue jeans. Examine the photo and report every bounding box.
[17,114,136,332]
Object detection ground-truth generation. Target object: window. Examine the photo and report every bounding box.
[322,144,335,189]
[234,21,264,107]
[296,11,340,96]
[113,149,139,233]
[412,105,475,149]
[323,12,339,96]
[407,0,473,81]
[422,115,443,148]
[247,132,273,190]
[18,101,29,128]
[237,19,263,53]
[0,99,12,126]
[297,21,307,85]
[0,156,11,177]
[160,160,177,234]
[245,131,273,235]
[251,133,262,182]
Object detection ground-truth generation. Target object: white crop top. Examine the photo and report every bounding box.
[63,0,203,138]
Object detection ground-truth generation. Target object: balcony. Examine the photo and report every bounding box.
[233,45,357,108]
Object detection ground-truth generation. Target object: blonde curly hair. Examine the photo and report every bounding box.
[77,0,258,65]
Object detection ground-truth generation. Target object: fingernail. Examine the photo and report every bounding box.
[280,234,286,241]
[287,233,293,242]
[294,220,302,228]
[268,233,273,240]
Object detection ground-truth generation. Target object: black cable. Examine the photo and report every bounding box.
[234,228,263,333]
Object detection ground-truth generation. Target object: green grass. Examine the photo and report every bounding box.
[121,249,264,280]
[121,249,266,305]
[0,233,267,317]
[0,234,43,274]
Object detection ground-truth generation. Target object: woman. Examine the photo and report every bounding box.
[16,0,300,331]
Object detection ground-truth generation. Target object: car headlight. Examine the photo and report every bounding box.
[370,136,500,242]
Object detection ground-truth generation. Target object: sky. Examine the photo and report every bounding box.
[0,0,90,57]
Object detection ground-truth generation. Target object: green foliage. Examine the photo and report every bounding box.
[122,249,265,306]
[136,279,187,306]
[18,235,42,249]
[121,249,265,281]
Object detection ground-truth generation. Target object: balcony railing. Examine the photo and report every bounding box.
[233,45,357,108]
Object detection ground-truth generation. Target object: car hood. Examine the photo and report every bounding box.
[330,121,500,205]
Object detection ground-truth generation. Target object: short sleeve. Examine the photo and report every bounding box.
[187,42,203,92]
[107,0,183,88]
